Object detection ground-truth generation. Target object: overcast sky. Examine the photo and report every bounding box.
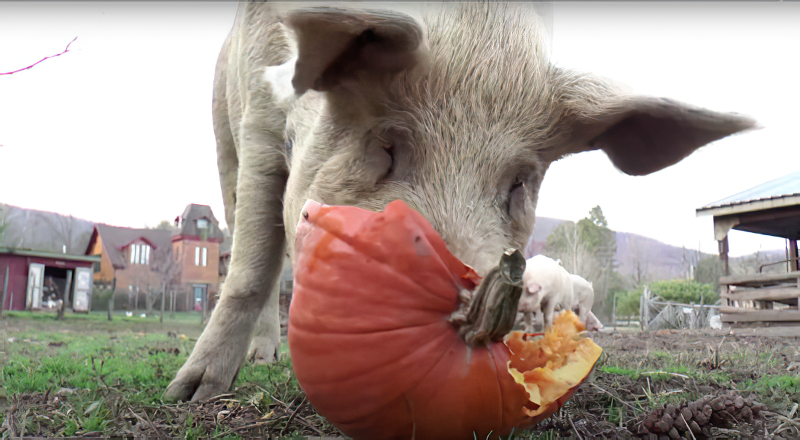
[1,2,798,257]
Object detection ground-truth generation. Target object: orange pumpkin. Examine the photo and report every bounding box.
[289,199,601,440]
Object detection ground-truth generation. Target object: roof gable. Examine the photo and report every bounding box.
[92,224,172,269]
[176,204,223,241]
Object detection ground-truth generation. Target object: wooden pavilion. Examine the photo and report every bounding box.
[696,170,800,327]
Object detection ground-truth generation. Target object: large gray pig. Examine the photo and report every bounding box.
[165,2,755,402]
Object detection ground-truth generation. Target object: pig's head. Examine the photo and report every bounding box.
[276,4,755,276]
[518,281,544,315]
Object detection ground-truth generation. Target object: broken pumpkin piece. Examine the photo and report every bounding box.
[506,311,602,416]
[289,200,601,440]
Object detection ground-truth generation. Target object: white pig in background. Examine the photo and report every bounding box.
[519,255,574,331]
[585,310,604,332]
[570,274,595,325]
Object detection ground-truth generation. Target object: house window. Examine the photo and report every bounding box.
[129,244,151,265]
[202,247,208,267]
[195,246,200,266]
[197,218,208,229]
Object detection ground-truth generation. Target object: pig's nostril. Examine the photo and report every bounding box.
[302,211,309,220]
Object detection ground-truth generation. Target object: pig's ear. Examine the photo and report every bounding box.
[284,7,425,95]
[546,73,758,176]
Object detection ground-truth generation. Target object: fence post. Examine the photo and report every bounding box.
[108,278,116,321]
[1,265,9,317]
[612,293,617,332]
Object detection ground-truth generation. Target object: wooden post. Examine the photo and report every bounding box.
[108,278,116,321]
[718,236,730,277]
[59,270,72,320]
[134,285,139,311]
[612,293,617,332]
[789,239,798,272]
[1,265,9,317]
[170,290,175,318]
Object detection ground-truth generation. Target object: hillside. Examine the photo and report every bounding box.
[1,203,786,280]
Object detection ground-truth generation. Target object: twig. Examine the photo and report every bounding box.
[590,384,637,411]
[680,413,697,440]
[123,401,163,440]
[640,371,690,379]
[567,413,583,440]
[1,37,78,75]
[280,396,307,436]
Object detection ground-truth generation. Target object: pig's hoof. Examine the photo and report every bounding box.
[163,335,247,402]
[164,360,241,403]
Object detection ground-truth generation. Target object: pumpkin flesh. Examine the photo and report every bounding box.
[289,200,601,439]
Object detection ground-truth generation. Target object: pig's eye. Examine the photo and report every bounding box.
[383,145,395,178]
[507,177,526,217]
[365,137,395,183]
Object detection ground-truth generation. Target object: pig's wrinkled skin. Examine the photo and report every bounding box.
[519,255,574,332]
[164,2,756,402]
[570,274,595,326]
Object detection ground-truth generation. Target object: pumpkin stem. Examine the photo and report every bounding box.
[450,248,526,347]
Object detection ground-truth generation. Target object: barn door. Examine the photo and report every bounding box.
[26,262,45,310]
[73,267,93,313]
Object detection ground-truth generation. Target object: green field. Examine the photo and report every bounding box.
[2,312,799,439]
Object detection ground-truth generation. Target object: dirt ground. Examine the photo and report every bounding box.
[531,329,800,439]
[3,313,800,439]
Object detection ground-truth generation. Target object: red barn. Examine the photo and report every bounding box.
[0,247,101,312]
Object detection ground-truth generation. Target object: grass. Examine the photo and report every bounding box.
[1,310,337,438]
[3,312,800,438]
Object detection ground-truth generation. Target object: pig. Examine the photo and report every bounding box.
[164,2,756,402]
[585,310,604,332]
[570,274,595,326]
[519,255,574,331]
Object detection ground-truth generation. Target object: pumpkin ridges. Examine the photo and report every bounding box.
[313,202,480,291]
[290,200,601,439]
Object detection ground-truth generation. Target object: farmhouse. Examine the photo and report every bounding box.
[696,170,800,328]
[86,203,224,313]
[0,247,100,312]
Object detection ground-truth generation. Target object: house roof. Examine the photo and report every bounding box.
[175,204,223,241]
[0,247,101,263]
[697,170,800,217]
[87,224,173,269]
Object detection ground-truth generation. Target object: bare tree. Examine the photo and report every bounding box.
[151,244,182,323]
[628,236,650,288]
[1,37,77,76]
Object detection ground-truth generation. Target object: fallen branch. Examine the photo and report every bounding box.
[1,37,77,75]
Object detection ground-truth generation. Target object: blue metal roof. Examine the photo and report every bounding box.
[701,170,800,210]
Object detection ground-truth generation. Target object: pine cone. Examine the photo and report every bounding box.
[635,391,766,438]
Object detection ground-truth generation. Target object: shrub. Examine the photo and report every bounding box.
[649,279,718,305]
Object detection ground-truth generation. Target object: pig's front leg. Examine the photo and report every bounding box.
[164,115,288,402]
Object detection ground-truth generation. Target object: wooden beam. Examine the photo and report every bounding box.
[720,309,800,322]
[790,239,799,272]
[722,287,800,302]
[720,272,800,286]
[719,236,730,277]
